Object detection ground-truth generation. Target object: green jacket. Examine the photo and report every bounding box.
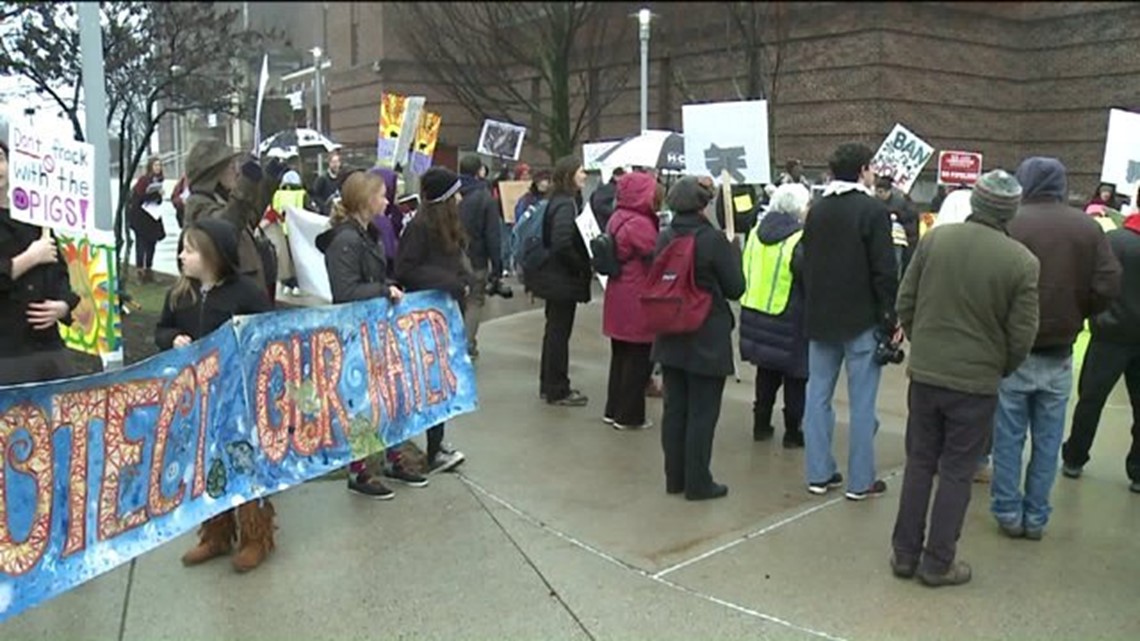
[897,216,1040,396]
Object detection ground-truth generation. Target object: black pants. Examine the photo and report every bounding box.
[605,340,654,425]
[135,237,157,269]
[427,423,445,461]
[540,299,577,400]
[0,350,73,385]
[892,381,996,574]
[661,366,726,497]
[754,367,806,434]
[1063,340,1140,481]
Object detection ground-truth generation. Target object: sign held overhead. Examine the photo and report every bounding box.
[682,100,771,185]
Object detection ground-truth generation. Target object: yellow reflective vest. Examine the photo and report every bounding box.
[271,188,308,234]
[742,228,802,315]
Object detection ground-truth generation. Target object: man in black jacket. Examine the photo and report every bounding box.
[590,167,624,230]
[310,151,342,216]
[458,156,503,358]
[1062,211,1140,492]
[801,143,899,501]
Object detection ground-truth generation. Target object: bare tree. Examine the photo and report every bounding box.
[1,2,270,280]
[392,2,634,163]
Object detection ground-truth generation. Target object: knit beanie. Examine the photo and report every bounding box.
[666,176,715,214]
[421,167,462,203]
[970,170,1022,225]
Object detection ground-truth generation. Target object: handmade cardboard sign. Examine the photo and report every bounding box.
[871,124,934,194]
[7,123,97,235]
[682,101,771,185]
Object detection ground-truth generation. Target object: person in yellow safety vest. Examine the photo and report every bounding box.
[739,182,812,447]
[262,170,309,297]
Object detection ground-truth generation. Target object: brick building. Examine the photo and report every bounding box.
[325,1,1140,199]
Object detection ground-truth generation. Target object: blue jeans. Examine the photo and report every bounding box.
[991,353,1073,530]
[501,219,515,274]
[804,327,883,492]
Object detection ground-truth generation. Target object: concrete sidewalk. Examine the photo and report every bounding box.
[5,300,1139,641]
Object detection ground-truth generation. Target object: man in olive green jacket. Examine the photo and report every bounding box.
[890,170,1039,587]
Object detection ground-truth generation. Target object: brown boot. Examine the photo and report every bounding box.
[233,499,276,573]
[181,511,237,566]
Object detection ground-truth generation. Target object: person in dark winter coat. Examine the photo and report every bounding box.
[602,171,661,430]
[310,151,342,216]
[0,135,80,385]
[129,156,168,283]
[396,166,471,473]
[527,156,592,407]
[457,156,503,358]
[739,183,811,447]
[316,171,421,500]
[991,157,1122,540]
[654,176,746,501]
[892,170,1040,587]
[1063,209,1140,492]
[801,142,898,501]
[155,218,275,574]
[590,167,624,231]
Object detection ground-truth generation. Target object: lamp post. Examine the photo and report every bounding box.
[638,8,651,134]
[312,46,324,174]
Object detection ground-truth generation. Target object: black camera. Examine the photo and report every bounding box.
[874,329,905,366]
[486,278,514,299]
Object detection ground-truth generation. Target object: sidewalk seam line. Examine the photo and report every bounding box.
[457,473,850,641]
[116,558,137,641]
[460,478,598,641]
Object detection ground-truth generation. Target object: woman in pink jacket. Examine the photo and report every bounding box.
[602,171,662,430]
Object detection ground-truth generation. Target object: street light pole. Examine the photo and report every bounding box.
[638,8,651,134]
[313,46,324,175]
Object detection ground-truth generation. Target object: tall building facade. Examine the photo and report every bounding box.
[324,1,1140,199]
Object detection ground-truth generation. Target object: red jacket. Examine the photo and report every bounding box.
[602,172,660,344]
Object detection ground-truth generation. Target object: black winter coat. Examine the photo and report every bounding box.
[1091,222,1140,345]
[0,208,79,358]
[155,275,271,350]
[395,214,471,308]
[317,221,392,304]
[739,211,808,379]
[802,190,898,342]
[525,193,592,303]
[590,181,617,230]
[651,212,746,378]
[458,176,503,276]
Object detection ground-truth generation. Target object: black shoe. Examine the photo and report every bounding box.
[548,390,588,407]
[807,473,843,495]
[782,430,804,449]
[918,561,972,587]
[347,473,395,500]
[686,483,728,501]
[890,553,917,579]
[845,479,888,501]
[753,425,775,442]
[383,462,429,488]
[666,484,684,495]
[1061,463,1082,479]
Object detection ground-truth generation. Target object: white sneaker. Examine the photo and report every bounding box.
[612,419,654,431]
[428,448,466,474]
[291,287,302,297]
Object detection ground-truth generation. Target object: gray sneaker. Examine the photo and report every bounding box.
[1131,481,1140,494]
[1061,463,1083,479]
[429,448,466,474]
[918,561,972,587]
[998,520,1025,539]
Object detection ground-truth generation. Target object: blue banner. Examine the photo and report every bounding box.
[0,292,477,622]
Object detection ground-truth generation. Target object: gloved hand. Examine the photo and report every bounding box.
[241,158,264,184]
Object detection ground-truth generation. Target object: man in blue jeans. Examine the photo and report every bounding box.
[801,143,899,500]
[993,157,1121,539]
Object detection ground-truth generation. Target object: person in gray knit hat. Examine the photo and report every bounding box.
[890,169,1040,587]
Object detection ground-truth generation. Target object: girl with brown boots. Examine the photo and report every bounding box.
[154,218,275,572]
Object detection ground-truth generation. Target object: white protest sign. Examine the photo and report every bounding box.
[252,54,270,156]
[284,206,333,302]
[7,123,97,235]
[870,124,934,194]
[477,119,528,161]
[575,204,608,290]
[682,100,771,185]
[1100,108,1140,195]
[583,141,620,172]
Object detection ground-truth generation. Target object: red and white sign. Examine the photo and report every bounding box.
[937,151,983,186]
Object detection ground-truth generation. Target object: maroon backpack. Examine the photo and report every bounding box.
[639,229,711,335]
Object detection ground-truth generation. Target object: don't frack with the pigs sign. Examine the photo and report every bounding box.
[7,124,97,235]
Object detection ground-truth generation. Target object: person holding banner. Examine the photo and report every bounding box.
[396,166,470,473]
[0,133,80,385]
[154,218,274,572]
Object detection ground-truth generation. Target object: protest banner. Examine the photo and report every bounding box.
[871,124,934,194]
[1100,108,1140,195]
[477,120,527,161]
[497,180,531,224]
[575,204,608,290]
[377,93,409,168]
[583,141,621,172]
[393,97,425,170]
[410,112,442,175]
[937,151,983,186]
[252,54,270,156]
[283,206,333,302]
[6,123,97,236]
[57,230,123,356]
[0,292,477,622]
[682,100,771,186]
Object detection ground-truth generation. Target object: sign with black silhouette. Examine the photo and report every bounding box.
[682,100,771,185]
[1100,108,1140,193]
[476,119,527,161]
[870,123,934,194]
